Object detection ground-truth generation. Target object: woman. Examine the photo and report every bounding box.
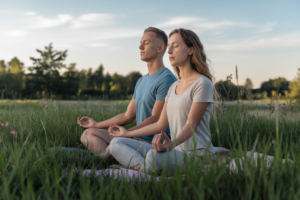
[108,28,216,174]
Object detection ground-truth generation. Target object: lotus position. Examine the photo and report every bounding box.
[108,28,217,173]
[78,27,177,158]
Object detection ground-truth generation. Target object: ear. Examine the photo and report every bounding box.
[188,47,194,56]
[158,44,165,53]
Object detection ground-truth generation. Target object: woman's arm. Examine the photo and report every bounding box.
[109,102,169,138]
[152,102,209,152]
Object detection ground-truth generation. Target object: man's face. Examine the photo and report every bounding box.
[139,32,160,62]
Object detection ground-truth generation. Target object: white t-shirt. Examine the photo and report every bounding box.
[165,75,215,156]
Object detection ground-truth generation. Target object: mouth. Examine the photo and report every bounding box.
[169,57,174,61]
[140,52,145,55]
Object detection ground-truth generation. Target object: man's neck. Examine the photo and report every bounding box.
[146,58,165,75]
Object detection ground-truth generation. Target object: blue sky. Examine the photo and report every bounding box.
[0,0,299,88]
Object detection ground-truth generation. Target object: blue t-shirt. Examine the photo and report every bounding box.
[132,67,177,143]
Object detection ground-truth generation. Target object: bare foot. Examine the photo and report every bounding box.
[130,163,142,171]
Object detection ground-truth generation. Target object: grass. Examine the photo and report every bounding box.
[0,100,299,199]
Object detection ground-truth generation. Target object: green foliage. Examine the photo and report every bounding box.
[0,101,299,199]
[0,60,6,73]
[289,68,300,100]
[260,77,290,97]
[0,44,141,100]
[8,57,24,74]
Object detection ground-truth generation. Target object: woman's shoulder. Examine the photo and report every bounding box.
[194,75,213,88]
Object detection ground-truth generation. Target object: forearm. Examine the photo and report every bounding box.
[171,124,194,148]
[128,116,159,131]
[95,113,134,129]
[126,121,166,138]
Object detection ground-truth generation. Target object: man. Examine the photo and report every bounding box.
[78,27,177,157]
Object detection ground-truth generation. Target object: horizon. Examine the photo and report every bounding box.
[1,0,299,88]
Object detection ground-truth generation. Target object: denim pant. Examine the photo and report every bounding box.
[110,137,191,174]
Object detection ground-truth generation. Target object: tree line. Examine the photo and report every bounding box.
[1,44,299,101]
[0,44,142,100]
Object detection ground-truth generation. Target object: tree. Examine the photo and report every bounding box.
[289,68,300,100]
[62,63,80,97]
[260,77,289,97]
[244,78,253,90]
[28,43,67,96]
[8,57,23,73]
[126,71,142,95]
[0,60,6,73]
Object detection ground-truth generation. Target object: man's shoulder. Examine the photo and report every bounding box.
[156,68,177,83]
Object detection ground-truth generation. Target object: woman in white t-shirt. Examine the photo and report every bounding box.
[108,28,292,174]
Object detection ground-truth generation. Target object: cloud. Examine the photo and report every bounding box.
[72,13,115,28]
[206,31,300,51]
[7,30,27,37]
[28,14,73,29]
[257,22,277,33]
[157,17,251,31]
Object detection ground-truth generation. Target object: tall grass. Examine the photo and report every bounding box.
[0,100,299,199]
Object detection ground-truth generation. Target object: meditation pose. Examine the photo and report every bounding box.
[78,27,177,157]
[108,28,216,173]
[108,28,292,174]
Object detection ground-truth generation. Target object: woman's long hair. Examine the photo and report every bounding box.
[169,28,219,106]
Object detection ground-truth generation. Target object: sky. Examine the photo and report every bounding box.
[0,0,299,88]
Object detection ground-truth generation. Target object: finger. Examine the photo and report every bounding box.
[161,132,171,141]
[108,125,113,134]
[152,134,158,149]
[152,134,158,145]
[80,117,89,122]
[155,133,162,145]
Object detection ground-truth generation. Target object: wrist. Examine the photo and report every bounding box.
[94,121,101,128]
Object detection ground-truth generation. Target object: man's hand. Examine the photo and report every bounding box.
[152,131,174,152]
[77,117,97,128]
[108,124,128,137]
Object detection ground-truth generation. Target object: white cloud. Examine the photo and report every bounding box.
[72,13,115,28]
[258,22,277,33]
[157,17,251,31]
[28,14,73,29]
[206,31,300,51]
[7,30,27,37]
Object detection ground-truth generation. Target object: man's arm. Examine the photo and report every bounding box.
[93,99,136,129]
[128,100,165,131]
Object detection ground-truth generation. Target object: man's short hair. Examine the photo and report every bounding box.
[144,27,168,53]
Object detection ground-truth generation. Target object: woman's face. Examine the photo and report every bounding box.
[168,33,192,67]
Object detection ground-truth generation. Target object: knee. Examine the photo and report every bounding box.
[145,149,161,171]
[80,128,93,144]
[109,137,124,157]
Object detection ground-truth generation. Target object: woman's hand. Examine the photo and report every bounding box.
[109,124,128,137]
[152,131,174,152]
[77,117,96,128]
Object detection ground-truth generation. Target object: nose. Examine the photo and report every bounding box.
[139,44,144,50]
[167,48,172,54]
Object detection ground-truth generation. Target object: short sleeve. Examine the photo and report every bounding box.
[155,75,177,101]
[192,76,214,103]
[132,77,142,99]
[165,82,176,102]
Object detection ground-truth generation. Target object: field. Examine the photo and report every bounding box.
[0,100,300,199]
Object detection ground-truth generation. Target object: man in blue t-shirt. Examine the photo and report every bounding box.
[78,27,177,157]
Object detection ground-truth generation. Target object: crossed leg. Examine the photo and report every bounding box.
[80,128,114,158]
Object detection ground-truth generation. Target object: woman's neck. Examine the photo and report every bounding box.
[178,62,199,82]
